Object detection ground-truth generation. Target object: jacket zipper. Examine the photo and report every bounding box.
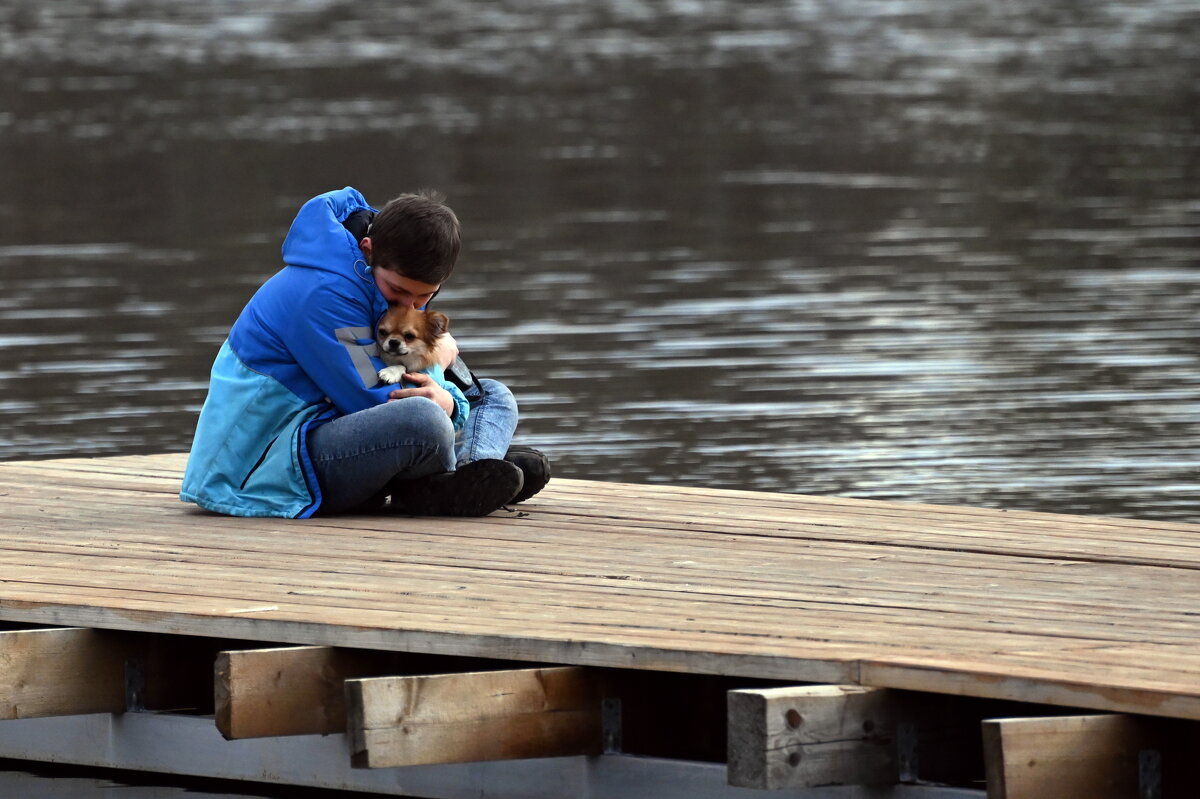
[239,435,279,489]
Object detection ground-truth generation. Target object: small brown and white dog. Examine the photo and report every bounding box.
[375,306,453,384]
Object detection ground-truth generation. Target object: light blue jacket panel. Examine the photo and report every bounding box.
[180,187,467,518]
[180,340,327,518]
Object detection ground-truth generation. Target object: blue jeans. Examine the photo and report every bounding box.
[308,379,518,514]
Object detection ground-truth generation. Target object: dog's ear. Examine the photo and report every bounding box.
[426,310,450,337]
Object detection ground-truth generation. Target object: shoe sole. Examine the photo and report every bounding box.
[389,459,523,517]
[505,446,550,504]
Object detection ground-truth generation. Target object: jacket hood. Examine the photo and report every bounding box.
[281,187,376,280]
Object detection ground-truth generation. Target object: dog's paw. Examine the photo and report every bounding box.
[378,366,407,384]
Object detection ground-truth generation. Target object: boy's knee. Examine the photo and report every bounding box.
[386,396,456,440]
[477,379,517,414]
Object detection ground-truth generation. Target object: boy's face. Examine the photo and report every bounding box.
[361,236,441,308]
[373,268,440,309]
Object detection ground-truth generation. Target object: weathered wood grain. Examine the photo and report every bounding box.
[727,685,900,789]
[2,454,1200,722]
[0,627,129,718]
[345,666,602,767]
[982,714,1147,799]
[215,645,411,739]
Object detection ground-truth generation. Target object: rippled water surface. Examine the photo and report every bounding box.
[2,0,1198,521]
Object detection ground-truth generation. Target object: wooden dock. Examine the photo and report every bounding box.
[0,453,1198,797]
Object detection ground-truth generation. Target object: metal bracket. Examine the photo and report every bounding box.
[897,722,918,783]
[1138,749,1162,799]
[601,697,622,754]
[124,658,146,713]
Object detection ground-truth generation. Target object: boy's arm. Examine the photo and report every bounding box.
[282,283,394,415]
[384,367,469,431]
[433,366,470,431]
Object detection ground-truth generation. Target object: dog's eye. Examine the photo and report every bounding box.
[377,327,386,338]
[403,332,417,342]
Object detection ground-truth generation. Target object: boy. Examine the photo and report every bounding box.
[181,186,548,518]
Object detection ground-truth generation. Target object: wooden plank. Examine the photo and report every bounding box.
[5,492,1198,622]
[6,547,1187,659]
[11,475,1198,570]
[1,627,270,719]
[9,458,1200,559]
[982,713,1200,798]
[0,554,1190,710]
[8,453,1197,555]
[1,489,1196,647]
[0,554,1190,715]
[2,479,1200,614]
[215,645,515,740]
[345,666,603,768]
[215,645,413,740]
[0,540,1190,656]
[983,714,1200,799]
[4,453,1200,728]
[727,685,899,789]
[2,500,1188,622]
[0,627,129,718]
[2,545,1197,693]
[5,484,1199,635]
[981,714,1149,799]
[860,656,1200,721]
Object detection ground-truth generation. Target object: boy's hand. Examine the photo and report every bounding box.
[438,333,459,368]
[388,372,456,417]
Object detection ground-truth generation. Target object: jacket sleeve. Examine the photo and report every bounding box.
[423,364,470,432]
[282,277,469,429]
[280,275,396,415]
[447,381,469,432]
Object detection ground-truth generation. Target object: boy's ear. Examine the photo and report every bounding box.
[427,311,450,336]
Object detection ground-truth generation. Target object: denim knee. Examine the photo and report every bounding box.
[390,398,456,464]
[395,395,456,436]
[476,379,518,416]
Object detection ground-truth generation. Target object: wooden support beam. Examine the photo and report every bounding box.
[345,666,603,768]
[0,627,130,719]
[215,645,407,739]
[727,684,900,790]
[982,714,1159,799]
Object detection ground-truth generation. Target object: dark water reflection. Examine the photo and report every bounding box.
[1,0,1198,521]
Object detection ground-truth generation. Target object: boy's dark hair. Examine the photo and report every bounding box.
[369,191,461,284]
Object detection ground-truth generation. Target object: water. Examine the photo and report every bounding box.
[1,2,1198,525]
[0,3,1198,794]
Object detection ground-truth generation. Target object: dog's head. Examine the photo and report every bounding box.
[375,306,450,371]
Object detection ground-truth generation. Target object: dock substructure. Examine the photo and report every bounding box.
[1,454,1199,797]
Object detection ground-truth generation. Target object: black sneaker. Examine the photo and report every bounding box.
[387,459,524,517]
[505,445,550,503]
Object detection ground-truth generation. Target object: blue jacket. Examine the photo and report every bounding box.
[180,187,468,518]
